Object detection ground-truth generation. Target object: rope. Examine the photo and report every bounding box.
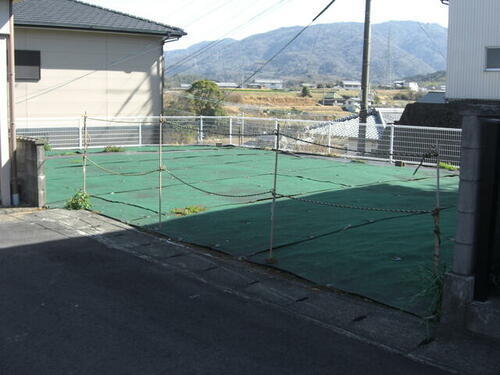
[278,193,434,214]
[164,168,272,198]
[87,117,160,125]
[280,132,438,159]
[163,123,440,162]
[86,157,162,177]
[164,122,270,138]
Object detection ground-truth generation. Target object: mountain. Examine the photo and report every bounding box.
[165,21,447,84]
[403,70,446,84]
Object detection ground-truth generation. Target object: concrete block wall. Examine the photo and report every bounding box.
[442,114,481,327]
[442,104,500,341]
[15,137,46,207]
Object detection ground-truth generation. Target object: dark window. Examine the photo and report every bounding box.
[15,50,41,81]
[486,47,500,70]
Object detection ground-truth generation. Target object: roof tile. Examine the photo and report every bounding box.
[13,0,186,37]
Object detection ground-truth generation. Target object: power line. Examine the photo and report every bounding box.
[240,0,337,87]
[16,43,165,104]
[166,0,198,19]
[183,0,240,29]
[16,0,285,105]
[166,0,291,75]
[416,22,447,62]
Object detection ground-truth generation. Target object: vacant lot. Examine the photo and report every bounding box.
[46,145,458,316]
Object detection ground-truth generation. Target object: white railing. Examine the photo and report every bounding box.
[16,115,462,167]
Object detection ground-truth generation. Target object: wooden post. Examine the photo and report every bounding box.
[82,113,88,193]
[433,141,441,272]
[158,115,164,230]
[267,123,280,264]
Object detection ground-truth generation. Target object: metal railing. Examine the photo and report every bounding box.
[17,115,462,167]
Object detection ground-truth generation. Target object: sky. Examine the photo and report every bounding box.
[83,0,449,50]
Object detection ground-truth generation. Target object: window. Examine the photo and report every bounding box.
[15,50,41,81]
[486,47,500,71]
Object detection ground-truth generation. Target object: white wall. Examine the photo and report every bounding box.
[447,0,500,100]
[14,27,163,118]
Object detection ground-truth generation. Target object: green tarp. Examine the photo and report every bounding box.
[46,146,459,315]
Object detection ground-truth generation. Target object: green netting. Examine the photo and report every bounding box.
[45,146,459,316]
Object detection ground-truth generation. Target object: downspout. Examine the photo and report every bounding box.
[7,0,18,205]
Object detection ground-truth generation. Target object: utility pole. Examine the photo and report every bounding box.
[358,0,372,155]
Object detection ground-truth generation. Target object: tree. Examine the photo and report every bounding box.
[300,86,312,98]
[187,80,226,116]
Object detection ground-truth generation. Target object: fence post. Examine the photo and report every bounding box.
[138,120,142,147]
[433,141,441,273]
[198,115,204,144]
[241,113,245,146]
[274,119,278,149]
[267,123,280,264]
[158,115,164,231]
[328,121,332,154]
[78,117,83,150]
[82,113,88,193]
[389,125,395,163]
[229,117,233,145]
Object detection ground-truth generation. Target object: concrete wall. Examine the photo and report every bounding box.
[447,0,500,100]
[442,106,500,341]
[15,137,45,207]
[14,27,163,118]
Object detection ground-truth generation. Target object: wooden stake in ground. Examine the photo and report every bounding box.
[82,112,88,193]
[267,123,280,264]
[433,141,441,272]
[158,115,164,231]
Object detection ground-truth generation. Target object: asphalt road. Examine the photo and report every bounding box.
[0,215,450,375]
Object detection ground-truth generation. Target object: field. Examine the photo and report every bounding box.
[166,87,415,120]
[45,145,459,316]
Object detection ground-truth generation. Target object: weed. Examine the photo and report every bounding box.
[103,145,125,153]
[44,143,52,151]
[413,263,448,319]
[171,205,206,216]
[439,162,459,171]
[65,190,91,210]
[351,159,366,164]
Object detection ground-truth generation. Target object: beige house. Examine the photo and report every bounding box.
[13,0,185,118]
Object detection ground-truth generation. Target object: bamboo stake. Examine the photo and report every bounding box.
[433,141,441,272]
[158,115,164,230]
[267,123,280,264]
[82,112,88,193]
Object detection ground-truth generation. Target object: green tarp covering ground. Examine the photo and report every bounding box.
[45,146,459,316]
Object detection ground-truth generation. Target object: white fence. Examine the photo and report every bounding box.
[16,115,462,167]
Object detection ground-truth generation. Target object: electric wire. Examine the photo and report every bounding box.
[240,0,337,87]
[166,0,290,75]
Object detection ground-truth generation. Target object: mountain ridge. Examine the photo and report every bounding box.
[165,21,447,84]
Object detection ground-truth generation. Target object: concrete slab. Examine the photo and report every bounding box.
[198,265,262,290]
[165,253,218,272]
[412,332,500,375]
[243,277,312,306]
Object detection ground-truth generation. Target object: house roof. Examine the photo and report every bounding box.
[13,0,186,38]
[253,79,283,84]
[417,91,446,104]
[377,108,404,124]
[342,80,361,85]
